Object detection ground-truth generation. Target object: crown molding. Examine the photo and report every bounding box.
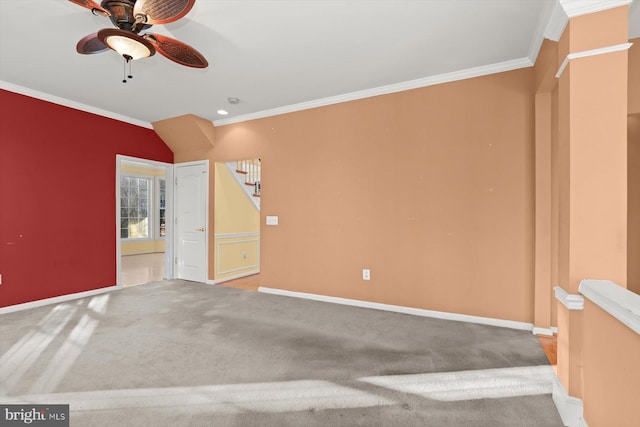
[0,80,152,129]
[544,0,633,41]
[528,0,559,62]
[579,280,640,335]
[544,1,569,42]
[560,0,632,18]
[213,57,533,127]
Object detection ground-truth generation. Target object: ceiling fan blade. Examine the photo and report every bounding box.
[67,0,110,16]
[134,0,195,25]
[144,33,208,68]
[76,32,109,54]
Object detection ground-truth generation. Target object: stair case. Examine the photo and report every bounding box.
[225,159,261,210]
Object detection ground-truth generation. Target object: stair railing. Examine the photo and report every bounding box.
[236,159,261,197]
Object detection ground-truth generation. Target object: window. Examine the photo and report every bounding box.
[120,172,167,240]
[158,178,166,237]
[120,176,151,239]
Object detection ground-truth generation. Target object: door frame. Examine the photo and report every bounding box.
[115,155,175,287]
[174,160,210,282]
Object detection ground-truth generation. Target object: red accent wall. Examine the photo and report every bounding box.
[0,90,173,307]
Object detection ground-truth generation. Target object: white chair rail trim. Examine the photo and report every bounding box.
[555,42,633,78]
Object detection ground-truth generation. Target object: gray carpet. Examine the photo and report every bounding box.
[0,280,563,426]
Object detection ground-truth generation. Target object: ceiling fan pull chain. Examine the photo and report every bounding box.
[121,55,134,83]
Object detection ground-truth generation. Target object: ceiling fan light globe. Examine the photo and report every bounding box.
[97,29,156,60]
[106,35,151,60]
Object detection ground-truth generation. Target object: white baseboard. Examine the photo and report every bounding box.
[552,375,585,427]
[0,285,119,315]
[207,270,260,285]
[533,327,555,336]
[258,287,534,331]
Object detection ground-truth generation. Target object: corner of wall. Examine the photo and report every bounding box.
[152,114,216,156]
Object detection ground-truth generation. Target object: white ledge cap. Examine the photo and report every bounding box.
[554,286,584,310]
[579,279,640,335]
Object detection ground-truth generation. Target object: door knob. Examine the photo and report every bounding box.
[196,227,205,232]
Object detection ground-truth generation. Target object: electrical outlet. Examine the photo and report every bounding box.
[266,216,279,225]
[362,269,370,280]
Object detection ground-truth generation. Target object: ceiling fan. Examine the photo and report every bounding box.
[69,0,208,80]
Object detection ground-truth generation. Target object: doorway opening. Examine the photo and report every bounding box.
[116,155,174,287]
[213,159,261,289]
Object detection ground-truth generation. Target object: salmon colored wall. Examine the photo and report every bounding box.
[553,7,629,401]
[581,299,640,427]
[565,6,628,54]
[171,68,537,322]
[629,39,640,294]
[153,114,215,155]
[535,39,558,93]
[629,114,640,294]
[534,91,553,330]
[0,89,173,307]
[567,52,628,289]
[533,39,559,330]
[556,9,629,293]
[556,303,571,389]
[550,85,560,326]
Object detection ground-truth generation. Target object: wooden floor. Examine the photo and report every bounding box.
[538,334,557,370]
[121,253,165,287]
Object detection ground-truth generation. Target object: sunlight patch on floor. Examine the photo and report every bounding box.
[0,304,78,394]
[4,380,394,414]
[28,294,110,394]
[359,365,554,402]
[0,295,110,397]
[3,365,556,415]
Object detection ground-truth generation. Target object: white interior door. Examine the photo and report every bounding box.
[175,161,208,282]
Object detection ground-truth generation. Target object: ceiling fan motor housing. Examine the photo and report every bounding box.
[101,0,150,33]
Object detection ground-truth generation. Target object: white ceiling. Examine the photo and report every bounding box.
[0,0,638,127]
